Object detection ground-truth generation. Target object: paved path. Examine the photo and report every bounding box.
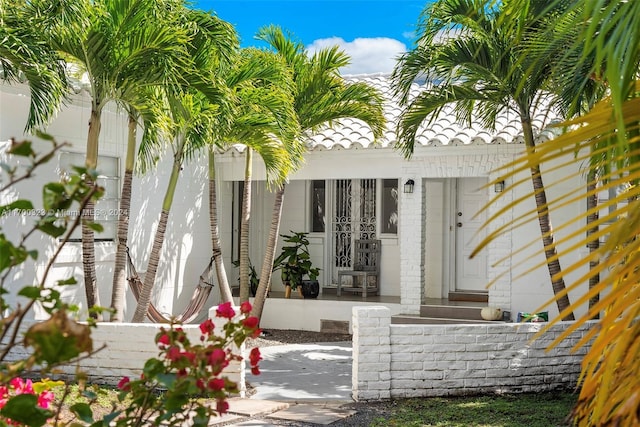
[210,342,355,425]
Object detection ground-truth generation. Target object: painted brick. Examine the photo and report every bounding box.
[352,307,596,400]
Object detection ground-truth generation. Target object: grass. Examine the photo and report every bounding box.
[369,391,577,427]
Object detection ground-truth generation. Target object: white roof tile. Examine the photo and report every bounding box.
[308,73,559,151]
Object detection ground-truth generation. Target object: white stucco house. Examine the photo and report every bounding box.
[0,74,590,330]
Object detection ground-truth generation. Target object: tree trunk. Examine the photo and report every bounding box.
[239,149,252,303]
[586,170,600,319]
[81,198,100,316]
[82,107,102,318]
[131,209,169,322]
[110,113,137,322]
[251,184,285,322]
[131,149,182,322]
[521,114,574,321]
[208,148,233,303]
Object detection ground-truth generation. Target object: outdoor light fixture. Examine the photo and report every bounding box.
[494,179,505,193]
[404,179,415,194]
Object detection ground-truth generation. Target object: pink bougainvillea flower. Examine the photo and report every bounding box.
[215,302,236,319]
[166,346,181,362]
[208,348,229,375]
[207,378,225,391]
[249,347,262,367]
[157,333,170,347]
[37,390,54,409]
[216,399,229,414]
[182,351,196,364]
[239,301,252,314]
[242,316,259,329]
[117,377,131,391]
[199,319,215,336]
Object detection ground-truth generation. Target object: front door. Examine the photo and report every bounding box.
[330,179,377,283]
[453,177,489,292]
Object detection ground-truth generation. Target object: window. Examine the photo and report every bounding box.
[58,152,120,242]
[381,179,398,234]
[310,180,325,232]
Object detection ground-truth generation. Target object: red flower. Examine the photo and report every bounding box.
[251,366,261,375]
[215,302,236,319]
[117,377,131,391]
[249,347,262,367]
[37,390,54,409]
[216,399,229,414]
[240,301,252,314]
[157,333,170,347]
[182,351,196,364]
[242,316,259,329]
[208,348,229,374]
[208,378,225,391]
[199,319,215,336]
[196,379,205,391]
[166,346,181,362]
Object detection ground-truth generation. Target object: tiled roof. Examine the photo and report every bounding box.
[306,73,559,151]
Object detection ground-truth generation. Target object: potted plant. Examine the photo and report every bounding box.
[273,231,320,298]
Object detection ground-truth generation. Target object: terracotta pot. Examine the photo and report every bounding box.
[481,307,502,321]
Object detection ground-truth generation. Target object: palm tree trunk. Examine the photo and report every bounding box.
[81,199,100,314]
[110,113,137,322]
[131,150,182,322]
[521,114,574,321]
[586,170,600,318]
[252,184,285,322]
[82,107,102,318]
[208,148,233,303]
[239,149,252,303]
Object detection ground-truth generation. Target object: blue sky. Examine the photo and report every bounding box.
[193,1,428,75]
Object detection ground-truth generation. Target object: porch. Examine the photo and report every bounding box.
[249,291,497,333]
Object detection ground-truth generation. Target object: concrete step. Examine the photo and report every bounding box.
[448,291,488,303]
[391,315,496,325]
[420,303,485,321]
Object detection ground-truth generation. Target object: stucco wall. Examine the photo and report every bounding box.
[352,306,591,401]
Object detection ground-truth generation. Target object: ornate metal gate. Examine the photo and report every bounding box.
[331,179,377,281]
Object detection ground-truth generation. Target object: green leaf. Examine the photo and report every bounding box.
[56,277,77,286]
[24,311,93,365]
[70,402,94,423]
[0,394,52,427]
[8,140,34,157]
[0,200,34,217]
[35,131,55,142]
[18,286,41,299]
[36,221,66,238]
[86,222,104,233]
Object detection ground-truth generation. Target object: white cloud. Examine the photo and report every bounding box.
[306,37,407,75]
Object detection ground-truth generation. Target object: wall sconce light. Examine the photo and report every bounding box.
[404,179,415,194]
[494,179,505,193]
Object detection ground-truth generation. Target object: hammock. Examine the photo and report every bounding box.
[126,247,215,323]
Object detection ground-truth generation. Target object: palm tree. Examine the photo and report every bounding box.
[26,0,190,314]
[0,0,67,131]
[222,48,299,304]
[486,1,639,424]
[132,47,297,321]
[249,26,386,321]
[392,0,575,320]
[109,7,237,322]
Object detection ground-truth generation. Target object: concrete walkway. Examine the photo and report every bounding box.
[209,342,356,426]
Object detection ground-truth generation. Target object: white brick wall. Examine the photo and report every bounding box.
[5,311,246,396]
[352,306,592,401]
